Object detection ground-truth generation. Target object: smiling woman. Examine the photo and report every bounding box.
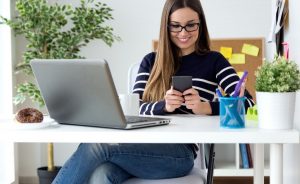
[168,8,201,55]
[0,0,279,183]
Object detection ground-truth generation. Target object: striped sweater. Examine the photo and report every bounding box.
[133,51,255,115]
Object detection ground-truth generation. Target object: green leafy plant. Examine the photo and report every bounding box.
[255,55,300,92]
[0,0,119,174]
[0,0,120,107]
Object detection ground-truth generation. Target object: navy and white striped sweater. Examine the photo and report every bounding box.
[133,51,255,115]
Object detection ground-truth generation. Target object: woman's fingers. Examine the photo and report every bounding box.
[164,87,184,112]
[165,93,184,105]
[182,88,197,96]
[166,87,182,96]
[183,88,201,109]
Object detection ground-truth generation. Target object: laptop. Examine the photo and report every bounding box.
[30,59,170,129]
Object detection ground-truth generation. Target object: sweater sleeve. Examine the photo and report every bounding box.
[210,52,255,115]
[132,53,167,115]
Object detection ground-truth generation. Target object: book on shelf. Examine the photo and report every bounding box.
[246,144,253,168]
[239,143,249,168]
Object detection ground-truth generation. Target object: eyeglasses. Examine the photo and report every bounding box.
[168,23,200,33]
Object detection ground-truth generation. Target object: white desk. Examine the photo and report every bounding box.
[0,115,299,184]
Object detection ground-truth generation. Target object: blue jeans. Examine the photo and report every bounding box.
[52,143,195,184]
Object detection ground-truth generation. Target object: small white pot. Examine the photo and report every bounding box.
[256,92,296,130]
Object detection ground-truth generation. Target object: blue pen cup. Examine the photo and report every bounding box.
[219,97,246,128]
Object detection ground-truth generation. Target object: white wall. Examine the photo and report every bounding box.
[283,0,300,183]
[14,0,274,179]
[0,1,16,183]
[28,0,273,95]
[0,0,13,116]
[89,0,273,93]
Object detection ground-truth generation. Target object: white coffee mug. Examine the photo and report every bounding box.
[118,93,139,116]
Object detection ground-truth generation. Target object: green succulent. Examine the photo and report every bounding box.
[255,55,300,92]
[0,0,120,107]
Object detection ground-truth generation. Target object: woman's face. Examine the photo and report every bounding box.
[169,7,200,55]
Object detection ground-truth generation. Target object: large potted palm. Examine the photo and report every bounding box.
[0,0,119,183]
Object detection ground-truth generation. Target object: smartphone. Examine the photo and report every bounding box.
[172,76,192,93]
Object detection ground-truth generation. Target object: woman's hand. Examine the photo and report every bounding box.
[164,87,184,112]
[183,88,201,114]
[183,88,212,115]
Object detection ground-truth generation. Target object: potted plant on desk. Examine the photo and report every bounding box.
[1,0,119,183]
[255,55,300,129]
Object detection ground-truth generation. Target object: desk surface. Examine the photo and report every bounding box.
[0,115,298,143]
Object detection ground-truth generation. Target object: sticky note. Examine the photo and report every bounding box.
[220,47,232,59]
[237,72,244,78]
[242,43,259,56]
[229,53,246,64]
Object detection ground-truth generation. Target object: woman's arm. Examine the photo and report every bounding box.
[133,53,169,115]
[214,53,255,114]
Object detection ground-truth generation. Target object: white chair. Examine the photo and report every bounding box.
[127,62,141,94]
[89,63,215,184]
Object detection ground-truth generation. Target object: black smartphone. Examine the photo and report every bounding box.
[172,76,192,93]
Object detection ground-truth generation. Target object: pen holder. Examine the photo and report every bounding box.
[219,97,246,128]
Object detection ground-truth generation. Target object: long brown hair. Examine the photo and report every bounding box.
[143,0,211,102]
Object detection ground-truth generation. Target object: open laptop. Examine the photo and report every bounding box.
[30,59,170,129]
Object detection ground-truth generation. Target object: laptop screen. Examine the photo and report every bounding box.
[31,59,128,128]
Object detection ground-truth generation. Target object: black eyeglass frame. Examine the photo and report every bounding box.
[168,23,200,33]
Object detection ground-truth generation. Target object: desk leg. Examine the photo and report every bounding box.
[270,144,283,184]
[254,144,264,184]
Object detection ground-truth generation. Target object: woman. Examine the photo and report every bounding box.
[53,0,254,183]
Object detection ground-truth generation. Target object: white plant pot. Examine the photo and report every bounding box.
[256,92,296,129]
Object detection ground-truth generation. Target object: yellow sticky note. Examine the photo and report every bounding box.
[237,72,244,78]
[242,43,259,56]
[229,53,246,64]
[220,47,232,59]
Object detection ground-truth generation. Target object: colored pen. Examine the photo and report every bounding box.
[239,81,246,97]
[233,71,248,97]
[216,88,223,97]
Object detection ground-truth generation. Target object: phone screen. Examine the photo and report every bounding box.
[172,76,192,92]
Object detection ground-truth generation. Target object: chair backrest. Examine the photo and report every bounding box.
[128,62,140,94]
[127,63,206,170]
[196,144,206,169]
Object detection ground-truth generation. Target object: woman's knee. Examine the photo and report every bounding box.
[88,162,126,184]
